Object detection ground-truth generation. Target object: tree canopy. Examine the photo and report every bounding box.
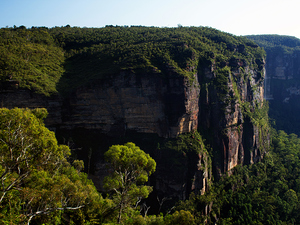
[0,108,105,224]
[0,27,64,96]
[0,26,265,96]
[104,142,156,223]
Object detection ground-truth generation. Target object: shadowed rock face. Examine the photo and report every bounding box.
[0,60,268,198]
[60,71,199,138]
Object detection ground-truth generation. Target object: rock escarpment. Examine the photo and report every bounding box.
[199,59,267,175]
[0,59,268,199]
[0,26,270,200]
[246,35,300,135]
[61,71,199,138]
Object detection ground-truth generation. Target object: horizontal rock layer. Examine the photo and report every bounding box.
[0,62,268,197]
[61,72,199,138]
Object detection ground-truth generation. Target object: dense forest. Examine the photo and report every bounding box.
[0,26,299,224]
[246,34,300,50]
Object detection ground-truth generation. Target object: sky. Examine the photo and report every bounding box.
[1,0,300,39]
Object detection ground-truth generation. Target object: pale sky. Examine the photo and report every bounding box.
[1,0,300,39]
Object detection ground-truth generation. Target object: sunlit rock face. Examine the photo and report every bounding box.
[198,57,268,177]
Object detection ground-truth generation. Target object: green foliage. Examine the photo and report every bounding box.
[246,34,300,51]
[104,142,156,223]
[0,26,265,96]
[0,27,64,96]
[174,129,300,224]
[214,66,230,102]
[161,131,212,179]
[0,108,106,224]
[243,100,270,151]
[164,131,208,155]
[164,210,195,225]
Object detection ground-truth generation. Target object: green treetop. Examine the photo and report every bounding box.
[104,142,156,223]
[0,108,104,224]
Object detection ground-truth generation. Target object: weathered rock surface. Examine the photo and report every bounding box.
[0,90,62,128]
[0,61,268,198]
[198,60,267,176]
[61,71,199,138]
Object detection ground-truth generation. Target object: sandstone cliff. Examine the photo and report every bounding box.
[246,35,300,135]
[0,26,270,200]
[0,60,268,199]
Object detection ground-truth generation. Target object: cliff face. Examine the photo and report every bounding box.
[246,35,300,135]
[58,58,267,178]
[0,26,270,200]
[265,50,300,99]
[61,71,199,138]
[0,90,62,126]
[60,71,208,201]
[265,49,300,135]
[198,59,267,176]
[0,59,268,198]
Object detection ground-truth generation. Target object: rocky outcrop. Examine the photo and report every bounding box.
[198,59,267,176]
[0,60,268,198]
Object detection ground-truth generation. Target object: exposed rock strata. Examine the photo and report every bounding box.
[0,90,62,128]
[0,61,268,197]
[61,71,199,138]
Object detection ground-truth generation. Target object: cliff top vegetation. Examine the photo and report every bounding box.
[0,25,265,96]
[246,34,300,54]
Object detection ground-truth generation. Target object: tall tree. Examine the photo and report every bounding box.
[104,142,156,223]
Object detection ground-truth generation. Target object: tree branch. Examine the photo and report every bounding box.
[26,205,85,225]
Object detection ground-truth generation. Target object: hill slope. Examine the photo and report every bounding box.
[1,26,264,96]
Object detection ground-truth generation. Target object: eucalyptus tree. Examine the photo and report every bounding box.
[0,108,101,224]
[104,142,156,223]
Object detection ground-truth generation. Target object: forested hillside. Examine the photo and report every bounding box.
[246,34,300,49]
[0,26,64,96]
[1,25,264,96]
[1,26,295,224]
